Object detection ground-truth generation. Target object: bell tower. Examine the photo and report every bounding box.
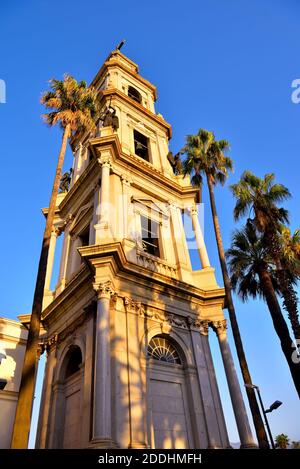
[36,51,255,449]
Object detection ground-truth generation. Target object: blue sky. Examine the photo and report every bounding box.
[1,0,299,446]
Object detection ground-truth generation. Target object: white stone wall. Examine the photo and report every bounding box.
[0,318,27,448]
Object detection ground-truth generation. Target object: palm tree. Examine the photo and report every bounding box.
[277,227,300,340]
[230,171,300,342]
[182,129,269,448]
[227,220,300,397]
[11,75,98,448]
[291,440,300,449]
[275,434,290,449]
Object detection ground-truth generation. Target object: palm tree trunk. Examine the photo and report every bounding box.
[206,172,270,448]
[258,267,300,398]
[11,123,71,448]
[277,269,300,341]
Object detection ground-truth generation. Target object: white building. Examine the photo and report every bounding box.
[0,317,28,448]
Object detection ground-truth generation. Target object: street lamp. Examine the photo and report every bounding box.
[245,384,282,449]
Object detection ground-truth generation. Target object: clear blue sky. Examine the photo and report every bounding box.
[1,0,299,446]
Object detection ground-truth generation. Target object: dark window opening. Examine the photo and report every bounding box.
[79,227,90,247]
[65,347,82,379]
[128,86,142,104]
[141,215,160,257]
[88,148,94,163]
[134,130,150,161]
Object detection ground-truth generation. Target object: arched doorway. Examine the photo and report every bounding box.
[147,335,193,449]
[60,345,83,448]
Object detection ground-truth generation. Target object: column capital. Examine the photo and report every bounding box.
[124,296,142,314]
[93,280,116,299]
[187,317,210,335]
[168,200,179,211]
[211,319,227,337]
[121,174,132,186]
[98,155,111,167]
[51,226,62,237]
[189,204,198,216]
[64,213,74,227]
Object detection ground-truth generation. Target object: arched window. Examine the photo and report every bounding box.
[64,346,82,379]
[147,336,181,364]
[128,86,142,104]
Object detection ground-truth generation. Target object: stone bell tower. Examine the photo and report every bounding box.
[36,50,255,449]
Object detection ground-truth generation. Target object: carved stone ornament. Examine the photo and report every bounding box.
[187,316,209,336]
[98,155,111,167]
[124,297,143,315]
[211,319,227,336]
[93,280,116,299]
[125,296,188,330]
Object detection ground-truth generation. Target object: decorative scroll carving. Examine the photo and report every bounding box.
[93,280,115,299]
[167,314,188,329]
[211,319,227,336]
[125,296,187,330]
[124,297,143,315]
[187,317,210,336]
[98,155,111,167]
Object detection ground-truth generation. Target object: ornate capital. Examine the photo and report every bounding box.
[189,205,198,216]
[187,317,209,335]
[211,319,227,336]
[64,213,74,227]
[52,226,62,237]
[124,296,143,315]
[98,155,111,167]
[93,280,115,299]
[121,174,132,186]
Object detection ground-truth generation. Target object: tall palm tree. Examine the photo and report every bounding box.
[11,75,98,448]
[277,227,300,340]
[230,171,300,341]
[227,220,300,397]
[275,434,290,449]
[182,129,269,448]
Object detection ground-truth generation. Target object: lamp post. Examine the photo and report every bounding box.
[245,384,282,449]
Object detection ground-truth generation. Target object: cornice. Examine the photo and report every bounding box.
[41,265,93,325]
[79,242,225,304]
[54,135,198,218]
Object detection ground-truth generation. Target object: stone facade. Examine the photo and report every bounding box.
[36,51,255,449]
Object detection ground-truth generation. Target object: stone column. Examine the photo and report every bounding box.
[68,235,82,277]
[90,182,101,245]
[35,338,58,448]
[211,319,256,448]
[45,228,60,291]
[91,281,116,448]
[95,156,111,243]
[57,215,73,291]
[190,206,210,268]
[188,318,228,448]
[169,201,192,274]
[121,175,132,239]
[124,297,148,448]
[73,142,83,183]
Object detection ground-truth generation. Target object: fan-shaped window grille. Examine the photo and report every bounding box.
[147,336,181,364]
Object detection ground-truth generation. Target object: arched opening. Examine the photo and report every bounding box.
[56,345,84,448]
[128,86,142,104]
[64,346,82,379]
[147,335,193,449]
